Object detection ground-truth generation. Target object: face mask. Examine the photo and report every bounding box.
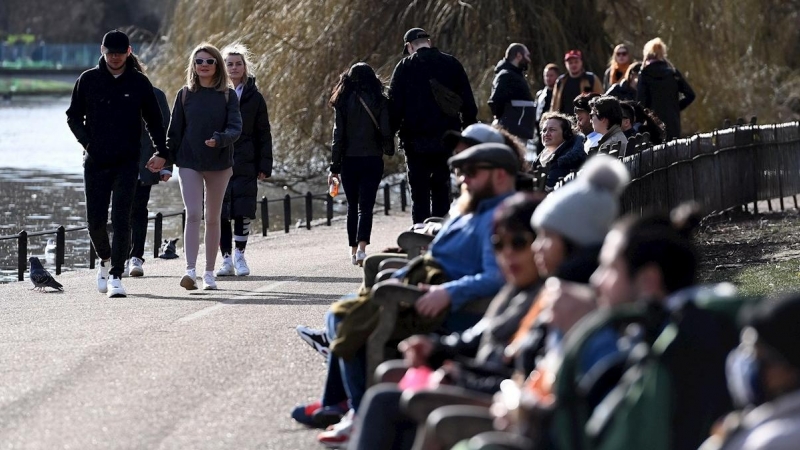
[726,347,765,408]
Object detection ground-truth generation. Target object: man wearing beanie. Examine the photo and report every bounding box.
[702,292,800,450]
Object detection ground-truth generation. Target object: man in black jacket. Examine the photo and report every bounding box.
[65,30,168,298]
[388,28,478,223]
[488,43,535,142]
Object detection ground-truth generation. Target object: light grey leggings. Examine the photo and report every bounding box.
[178,167,233,272]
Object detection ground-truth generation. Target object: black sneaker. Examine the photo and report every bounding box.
[296,325,330,359]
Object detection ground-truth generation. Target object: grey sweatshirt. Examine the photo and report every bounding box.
[167,86,242,171]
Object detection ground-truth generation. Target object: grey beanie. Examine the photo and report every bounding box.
[531,155,630,247]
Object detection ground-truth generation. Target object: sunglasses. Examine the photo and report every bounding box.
[616,51,628,56]
[492,232,534,252]
[459,164,496,178]
[195,58,217,65]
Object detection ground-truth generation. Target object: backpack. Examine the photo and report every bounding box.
[551,284,757,450]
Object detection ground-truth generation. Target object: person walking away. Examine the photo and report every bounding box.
[550,50,603,114]
[605,61,641,102]
[127,55,172,277]
[147,43,242,291]
[533,63,559,153]
[328,62,394,266]
[215,43,273,277]
[488,43,536,142]
[637,37,695,140]
[388,27,478,224]
[603,44,632,90]
[66,30,168,298]
[589,95,628,156]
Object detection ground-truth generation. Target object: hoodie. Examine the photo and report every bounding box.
[489,59,536,140]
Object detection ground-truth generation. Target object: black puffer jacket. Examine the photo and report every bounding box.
[66,57,167,168]
[388,47,478,143]
[532,135,587,189]
[330,90,392,174]
[222,76,273,220]
[637,60,695,140]
[489,60,536,140]
[137,87,172,185]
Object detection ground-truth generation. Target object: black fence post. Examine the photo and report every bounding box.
[305,192,313,230]
[326,194,333,226]
[56,226,65,275]
[400,180,407,212]
[89,242,96,269]
[283,194,291,233]
[261,196,269,236]
[154,212,163,259]
[17,230,27,281]
[383,184,390,216]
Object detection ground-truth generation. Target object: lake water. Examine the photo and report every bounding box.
[0,96,339,283]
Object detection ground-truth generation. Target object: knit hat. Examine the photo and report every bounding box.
[531,155,630,246]
[746,292,800,371]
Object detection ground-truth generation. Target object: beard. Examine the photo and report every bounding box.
[464,182,497,213]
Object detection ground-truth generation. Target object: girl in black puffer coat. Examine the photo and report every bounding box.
[216,44,273,277]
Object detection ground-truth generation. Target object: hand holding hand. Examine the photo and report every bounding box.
[147,155,166,172]
[160,173,172,182]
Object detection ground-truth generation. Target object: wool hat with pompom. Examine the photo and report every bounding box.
[531,155,630,247]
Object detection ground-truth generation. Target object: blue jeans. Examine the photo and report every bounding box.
[321,310,367,412]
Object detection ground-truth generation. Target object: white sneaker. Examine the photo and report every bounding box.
[180,269,198,290]
[216,255,234,276]
[107,276,127,298]
[122,260,129,278]
[129,257,144,277]
[97,259,110,293]
[202,272,217,290]
[355,250,367,267]
[234,249,250,276]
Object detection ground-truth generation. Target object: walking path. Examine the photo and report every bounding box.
[0,211,411,449]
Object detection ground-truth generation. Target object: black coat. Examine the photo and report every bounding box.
[66,57,167,168]
[222,77,273,220]
[137,87,172,185]
[605,81,637,102]
[330,90,392,174]
[532,135,587,189]
[388,47,478,145]
[488,60,536,140]
[637,60,695,140]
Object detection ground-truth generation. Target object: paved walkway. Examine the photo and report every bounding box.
[0,211,412,449]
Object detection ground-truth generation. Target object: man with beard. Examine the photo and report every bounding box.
[291,143,517,446]
[66,30,167,298]
[488,43,535,142]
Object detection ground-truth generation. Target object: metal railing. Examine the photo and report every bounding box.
[1,179,408,281]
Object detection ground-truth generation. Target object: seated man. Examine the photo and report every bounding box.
[291,143,519,447]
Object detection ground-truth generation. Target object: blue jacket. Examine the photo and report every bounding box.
[429,193,511,309]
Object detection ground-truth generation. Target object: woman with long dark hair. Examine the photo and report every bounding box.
[329,62,394,266]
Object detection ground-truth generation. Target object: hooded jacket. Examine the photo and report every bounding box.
[388,47,478,145]
[66,57,168,168]
[488,59,535,140]
[637,60,695,140]
[222,76,273,219]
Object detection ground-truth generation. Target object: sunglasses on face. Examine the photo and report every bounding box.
[195,58,217,65]
[459,164,496,178]
[616,51,628,56]
[492,232,534,252]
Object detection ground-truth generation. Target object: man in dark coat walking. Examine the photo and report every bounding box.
[488,43,535,142]
[388,28,478,223]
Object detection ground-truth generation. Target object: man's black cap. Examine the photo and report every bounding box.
[448,143,520,175]
[102,30,130,54]
[402,28,430,55]
[745,292,800,371]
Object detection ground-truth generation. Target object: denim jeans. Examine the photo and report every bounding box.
[321,310,367,412]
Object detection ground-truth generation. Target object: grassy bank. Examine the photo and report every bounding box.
[0,78,73,95]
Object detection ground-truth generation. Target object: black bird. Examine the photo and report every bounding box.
[29,256,63,292]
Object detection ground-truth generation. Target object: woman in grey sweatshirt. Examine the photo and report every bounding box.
[165,43,242,291]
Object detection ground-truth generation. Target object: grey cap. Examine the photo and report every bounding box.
[448,143,519,175]
[443,123,505,151]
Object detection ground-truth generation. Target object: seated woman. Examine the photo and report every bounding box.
[531,112,586,192]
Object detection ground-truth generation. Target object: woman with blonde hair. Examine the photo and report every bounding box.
[637,37,695,140]
[213,42,273,277]
[603,44,632,90]
[148,43,242,290]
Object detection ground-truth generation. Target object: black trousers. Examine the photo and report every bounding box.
[84,161,138,278]
[340,156,384,247]
[404,143,451,224]
[129,182,152,261]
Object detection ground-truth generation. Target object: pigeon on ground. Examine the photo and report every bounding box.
[158,238,180,259]
[28,256,63,292]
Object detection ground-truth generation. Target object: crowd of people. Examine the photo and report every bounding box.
[63,26,799,450]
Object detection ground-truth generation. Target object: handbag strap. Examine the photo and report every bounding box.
[357,94,381,132]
